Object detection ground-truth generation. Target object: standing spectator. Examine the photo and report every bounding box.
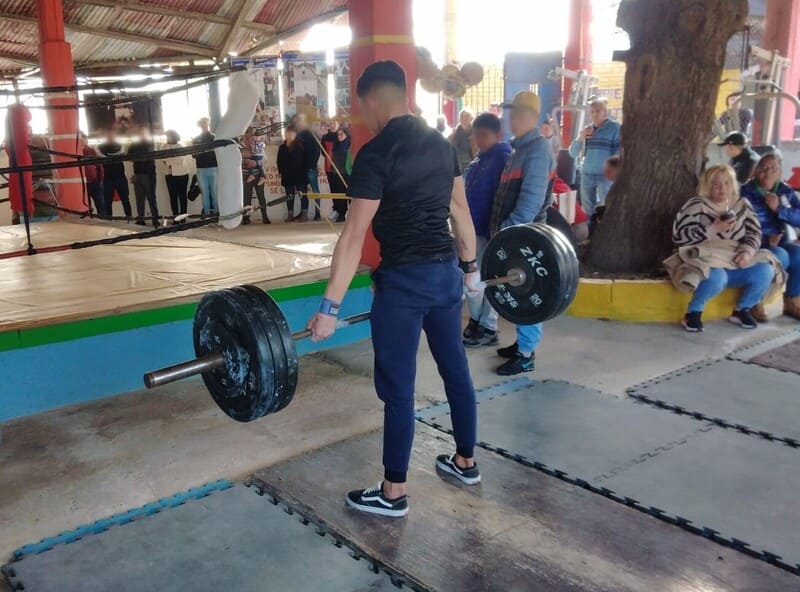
[569,97,621,219]
[294,113,322,220]
[741,152,800,321]
[277,125,309,222]
[321,120,342,220]
[79,132,104,215]
[240,133,270,225]
[435,115,452,137]
[450,108,475,172]
[671,165,772,332]
[330,127,353,223]
[97,128,132,219]
[719,131,760,185]
[462,112,511,348]
[127,128,159,227]
[490,91,554,376]
[539,117,562,164]
[192,117,219,216]
[162,129,190,220]
[715,93,754,138]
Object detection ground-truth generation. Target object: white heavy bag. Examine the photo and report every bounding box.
[215,68,263,229]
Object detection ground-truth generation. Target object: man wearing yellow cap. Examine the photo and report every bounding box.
[489,91,554,376]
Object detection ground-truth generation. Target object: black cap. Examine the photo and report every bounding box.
[718,131,748,147]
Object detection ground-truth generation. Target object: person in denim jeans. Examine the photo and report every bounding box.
[192,117,218,216]
[569,97,621,219]
[741,152,800,321]
[489,91,554,376]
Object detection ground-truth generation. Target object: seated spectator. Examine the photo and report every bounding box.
[604,155,620,184]
[669,165,775,332]
[741,152,800,320]
[551,176,589,242]
[719,131,759,185]
[462,112,511,348]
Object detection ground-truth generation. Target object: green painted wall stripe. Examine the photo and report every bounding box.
[0,274,373,353]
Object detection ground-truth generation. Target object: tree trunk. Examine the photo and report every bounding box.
[586,0,748,273]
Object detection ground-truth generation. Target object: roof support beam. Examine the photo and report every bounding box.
[67,0,275,31]
[243,7,348,56]
[0,11,219,57]
[219,0,256,58]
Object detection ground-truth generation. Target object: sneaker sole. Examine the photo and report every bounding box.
[464,338,499,349]
[728,316,757,330]
[345,496,409,517]
[681,322,703,333]
[496,365,534,376]
[435,459,482,485]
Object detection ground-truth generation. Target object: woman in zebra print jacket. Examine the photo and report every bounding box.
[672,165,774,332]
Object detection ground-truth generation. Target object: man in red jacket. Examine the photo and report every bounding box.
[80,132,105,215]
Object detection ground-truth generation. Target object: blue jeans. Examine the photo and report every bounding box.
[371,258,477,483]
[688,263,774,313]
[580,172,612,219]
[196,167,218,214]
[307,169,320,217]
[516,323,543,357]
[464,236,499,331]
[769,242,800,298]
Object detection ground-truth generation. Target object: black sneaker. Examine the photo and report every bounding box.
[496,352,535,376]
[346,482,408,517]
[682,312,704,332]
[496,342,519,359]
[463,318,480,340]
[464,327,499,348]
[729,309,757,329]
[435,453,481,485]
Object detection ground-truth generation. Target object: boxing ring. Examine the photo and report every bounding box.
[0,221,372,421]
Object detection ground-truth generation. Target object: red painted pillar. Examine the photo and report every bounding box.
[562,0,593,145]
[763,0,800,142]
[36,0,83,211]
[349,0,417,269]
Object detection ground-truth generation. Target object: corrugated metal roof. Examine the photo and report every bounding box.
[0,0,348,75]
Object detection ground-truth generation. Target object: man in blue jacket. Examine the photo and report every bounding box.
[569,97,621,219]
[463,113,512,348]
[489,91,554,376]
[741,151,800,321]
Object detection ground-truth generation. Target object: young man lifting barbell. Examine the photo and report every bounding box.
[305,61,482,517]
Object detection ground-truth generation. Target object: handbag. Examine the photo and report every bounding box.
[187,174,200,202]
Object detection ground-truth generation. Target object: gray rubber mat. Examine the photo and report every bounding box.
[420,380,709,481]
[629,359,800,444]
[415,376,532,421]
[4,484,398,592]
[602,428,800,568]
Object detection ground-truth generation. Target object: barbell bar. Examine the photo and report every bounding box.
[142,223,580,422]
[143,312,371,389]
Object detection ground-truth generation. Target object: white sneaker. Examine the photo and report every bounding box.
[327,211,339,220]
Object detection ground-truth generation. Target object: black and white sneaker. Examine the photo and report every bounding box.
[729,308,758,329]
[682,312,704,333]
[346,482,409,517]
[435,453,481,485]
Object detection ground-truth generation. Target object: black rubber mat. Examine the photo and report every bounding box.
[3,484,399,592]
[420,380,708,480]
[417,380,800,575]
[629,358,800,445]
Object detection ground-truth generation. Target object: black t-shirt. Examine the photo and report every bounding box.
[347,115,460,267]
[96,141,126,178]
[127,140,155,175]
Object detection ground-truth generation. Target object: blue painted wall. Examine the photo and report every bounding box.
[0,287,373,422]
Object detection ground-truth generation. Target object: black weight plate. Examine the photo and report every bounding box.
[545,224,580,318]
[481,223,579,325]
[240,285,298,414]
[228,286,290,418]
[545,206,577,246]
[193,288,277,422]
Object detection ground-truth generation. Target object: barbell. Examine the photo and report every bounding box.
[143,223,579,422]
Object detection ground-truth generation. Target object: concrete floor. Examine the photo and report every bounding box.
[2,308,795,580]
